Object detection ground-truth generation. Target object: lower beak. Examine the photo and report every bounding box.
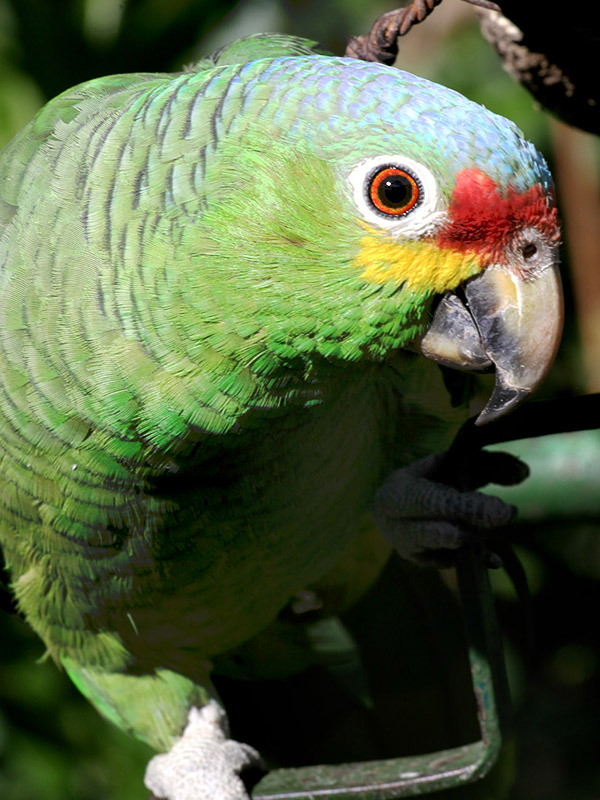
[420,259,563,425]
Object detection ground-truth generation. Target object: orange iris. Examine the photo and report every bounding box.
[369,166,420,216]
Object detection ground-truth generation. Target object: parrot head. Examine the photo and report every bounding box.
[178,54,562,423]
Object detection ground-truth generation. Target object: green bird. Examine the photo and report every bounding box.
[0,33,562,799]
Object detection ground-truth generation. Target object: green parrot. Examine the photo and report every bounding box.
[0,33,562,799]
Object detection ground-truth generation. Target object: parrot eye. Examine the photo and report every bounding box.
[349,156,440,233]
[368,166,421,216]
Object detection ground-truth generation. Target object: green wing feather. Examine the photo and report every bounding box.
[199,32,333,66]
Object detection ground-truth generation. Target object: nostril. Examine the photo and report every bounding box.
[522,242,538,260]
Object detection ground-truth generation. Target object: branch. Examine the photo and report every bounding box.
[435,393,600,486]
[345,0,499,64]
[477,6,599,135]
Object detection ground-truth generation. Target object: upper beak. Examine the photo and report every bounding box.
[420,233,563,425]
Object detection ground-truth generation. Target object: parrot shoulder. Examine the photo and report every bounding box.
[0,72,166,224]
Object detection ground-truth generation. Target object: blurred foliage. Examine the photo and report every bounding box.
[0,2,599,800]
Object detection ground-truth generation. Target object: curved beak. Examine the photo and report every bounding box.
[421,239,563,425]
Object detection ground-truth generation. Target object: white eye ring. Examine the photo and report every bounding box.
[349,155,441,235]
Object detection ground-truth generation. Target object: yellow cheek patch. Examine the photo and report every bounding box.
[354,231,482,294]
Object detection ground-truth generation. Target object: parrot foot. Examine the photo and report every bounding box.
[145,700,264,800]
[374,452,521,567]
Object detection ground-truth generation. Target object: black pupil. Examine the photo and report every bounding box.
[379,174,413,209]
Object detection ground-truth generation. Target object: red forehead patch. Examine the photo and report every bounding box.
[436,168,559,262]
